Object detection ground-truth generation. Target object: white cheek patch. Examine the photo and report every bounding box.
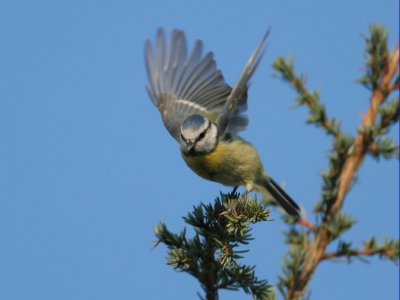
[204,124,218,144]
[196,123,218,154]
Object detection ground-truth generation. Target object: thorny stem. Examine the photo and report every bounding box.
[289,45,399,298]
[321,244,398,261]
[333,45,398,213]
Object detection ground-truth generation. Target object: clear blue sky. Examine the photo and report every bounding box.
[0,1,398,299]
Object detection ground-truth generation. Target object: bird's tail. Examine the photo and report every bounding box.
[258,177,300,217]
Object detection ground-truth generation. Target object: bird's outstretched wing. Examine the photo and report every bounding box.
[217,29,269,138]
[145,28,249,142]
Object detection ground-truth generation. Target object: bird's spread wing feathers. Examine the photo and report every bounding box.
[145,28,266,142]
[145,28,230,141]
[217,29,269,137]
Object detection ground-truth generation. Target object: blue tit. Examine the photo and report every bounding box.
[145,28,300,216]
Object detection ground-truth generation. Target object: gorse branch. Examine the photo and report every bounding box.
[153,192,276,300]
[273,56,341,138]
[322,236,399,263]
[334,25,398,213]
[272,24,399,299]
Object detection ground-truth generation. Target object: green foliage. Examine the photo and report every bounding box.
[357,24,389,90]
[278,227,310,300]
[369,135,399,160]
[333,236,399,264]
[317,134,355,212]
[364,236,399,264]
[378,97,399,129]
[153,192,275,300]
[273,56,341,137]
[356,25,399,159]
[323,210,357,240]
[368,97,399,160]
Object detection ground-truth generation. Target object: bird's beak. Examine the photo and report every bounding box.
[186,139,194,150]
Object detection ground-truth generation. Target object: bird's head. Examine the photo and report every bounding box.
[180,114,218,156]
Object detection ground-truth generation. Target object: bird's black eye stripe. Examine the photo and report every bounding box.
[198,130,206,140]
[197,121,212,141]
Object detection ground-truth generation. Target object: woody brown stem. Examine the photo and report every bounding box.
[288,45,399,299]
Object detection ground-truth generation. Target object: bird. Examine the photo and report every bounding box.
[144,28,300,217]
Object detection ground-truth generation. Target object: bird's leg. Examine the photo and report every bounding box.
[241,181,254,200]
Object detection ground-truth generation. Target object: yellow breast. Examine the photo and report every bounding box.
[181,137,264,187]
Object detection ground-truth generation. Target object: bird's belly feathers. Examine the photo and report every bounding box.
[181,138,263,187]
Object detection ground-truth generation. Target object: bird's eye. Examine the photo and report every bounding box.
[198,131,206,140]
